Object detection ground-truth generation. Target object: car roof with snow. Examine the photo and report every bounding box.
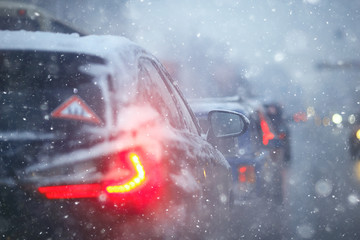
[0,30,143,59]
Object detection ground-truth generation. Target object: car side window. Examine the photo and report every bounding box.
[137,58,184,129]
[155,62,200,134]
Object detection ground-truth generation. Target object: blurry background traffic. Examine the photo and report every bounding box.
[2,0,360,239]
[12,0,359,121]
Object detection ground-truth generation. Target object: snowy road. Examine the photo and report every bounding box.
[229,120,360,240]
[284,121,360,240]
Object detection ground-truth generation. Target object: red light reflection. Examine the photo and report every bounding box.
[259,113,275,145]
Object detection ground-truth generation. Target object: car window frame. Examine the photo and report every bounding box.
[138,56,201,135]
[154,59,202,135]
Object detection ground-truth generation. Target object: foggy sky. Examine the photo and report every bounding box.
[10,0,360,115]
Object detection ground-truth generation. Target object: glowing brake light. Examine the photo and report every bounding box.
[238,165,255,183]
[293,112,307,122]
[38,152,146,199]
[259,112,275,145]
[17,9,27,16]
[38,184,101,199]
[106,153,146,193]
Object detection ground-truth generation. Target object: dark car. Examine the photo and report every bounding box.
[349,116,360,161]
[0,1,85,35]
[348,119,360,181]
[0,30,249,240]
[264,102,292,164]
[190,96,285,205]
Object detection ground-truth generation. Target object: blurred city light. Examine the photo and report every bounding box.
[307,106,315,118]
[356,129,360,140]
[332,113,343,124]
[322,117,330,126]
[349,114,356,124]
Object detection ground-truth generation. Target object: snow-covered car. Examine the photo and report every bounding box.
[0,30,249,239]
[0,1,85,35]
[190,96,285,205]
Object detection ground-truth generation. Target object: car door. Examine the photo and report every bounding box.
[137,57,232,235]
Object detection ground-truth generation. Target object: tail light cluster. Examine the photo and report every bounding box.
[17,9,27,16]
[38,150,164,211]
[38,183,102,199]
[106,153,146,193]
[238,165,255,183]
[258,112,275,146]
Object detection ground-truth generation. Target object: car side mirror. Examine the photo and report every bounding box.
[208,110,249,138]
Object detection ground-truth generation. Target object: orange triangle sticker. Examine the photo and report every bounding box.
[51,95,102,125]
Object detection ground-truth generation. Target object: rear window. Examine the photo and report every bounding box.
[0,50,105,132]
[1,51,104,91]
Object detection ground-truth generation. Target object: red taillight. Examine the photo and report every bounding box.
[38,152,147,199]
[293,112,307,122]
[238,165,255,183]
[38,184,102,199]
[106,153,146,193]
[259,113,275,145]
[17,9,27,16]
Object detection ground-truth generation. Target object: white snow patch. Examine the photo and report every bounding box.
[348,193,359,206]
[274,52,285,62]
[1,30,137,60]
[303,0,320,4]
[0,132,55,141]
[315,179,332,198]
[170,168,201,193]
[296,223,315,239]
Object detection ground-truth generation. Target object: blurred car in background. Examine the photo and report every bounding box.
[349,117,360,160]
[0,30,249,240]
[348,118,360,183]
[0,1,85,35]
[264,102,292,164]
[190,96,285,205]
